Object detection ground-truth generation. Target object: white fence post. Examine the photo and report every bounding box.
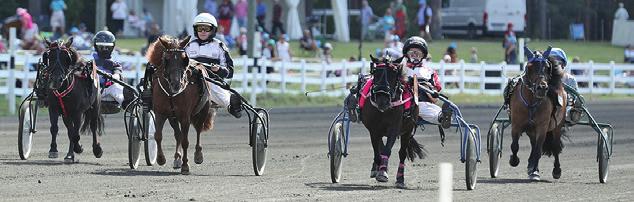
[501,62,507,95]
[361,58,367,75]
[460,60,465,94]
[134,52,142,85]
[341,59,348,96]
[260,59,267,94]
[280,61,286,94]
[250,63,257,106]
[479,61,486,94]
[609,61,616,94]
[301,60,306,93]
[21,54,31,100]
[589,60,594,94]
[320,61,327,95]
[242,56,248,94]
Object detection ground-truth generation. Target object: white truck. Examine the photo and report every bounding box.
[440,0,526,38]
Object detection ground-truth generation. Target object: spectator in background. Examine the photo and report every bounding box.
[204,0,218,17]
[0,35,7,53]
[276,34,292,62]
[444,43,458,63]
[256,0,267,32]
[271,0,285,36]
[299,29,317,52]
[385,35,404,58]
[262,39,277,74]
[417,1,432,41]
[127,10,146,37]
[381,8,395,43]
[50,0,67,36]
[625,45,634,63]
[237,27,247,56]
[470,47,478,63]
[17,8,44,53]
[614,2,630,21]
[503,23,517,64]
[235,0,248,28]
[147,23,161,45]
[143,8,154,36]
[392,0,408,39]
[110,0,128,36]
[360,0,376,41]
[69,27,90,50]
[218,0,234,36]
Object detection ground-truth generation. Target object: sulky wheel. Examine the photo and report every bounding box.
[127,112,143,169]
[330,121,345,183]
[251,109,269,176]
[598,127,610,183]
[17,100,36,160]
[465,127,478,190]
[143,110,158,166]
[488,122,502,178]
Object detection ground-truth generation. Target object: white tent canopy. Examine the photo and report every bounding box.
[331,0,350,42]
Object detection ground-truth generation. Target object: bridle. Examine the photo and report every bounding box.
[44,43,76,87]
[156,48,191,97]
[370,62,403,110]
[518,53,553,126]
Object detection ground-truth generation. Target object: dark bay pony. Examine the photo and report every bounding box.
[41,38,104,163]
[146,35,215,175]
[509,47,567,181]
[361,55,425,188]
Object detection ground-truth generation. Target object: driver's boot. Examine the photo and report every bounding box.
[345,87,359,122]
[121,87,136,110]
[228,94,243,118]
[438,102,453,129]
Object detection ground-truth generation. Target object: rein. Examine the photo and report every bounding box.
[156,48,190,97]
[45,43,82,117]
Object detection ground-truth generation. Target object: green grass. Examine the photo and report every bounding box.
[113,38,626,64]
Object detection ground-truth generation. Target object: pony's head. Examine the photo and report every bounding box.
[369,54,404,112]
[42,37,79,90]
[148,35,191,94]
[523,46,553,99]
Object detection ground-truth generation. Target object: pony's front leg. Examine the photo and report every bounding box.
[48,110,60,158]
[63,115,82,163]
[509,126,521,167]
[376,135,397,183]
[154,114,168,166]
[179,118,191,175]
[168,118,183,169]
[369,132,383,178]
[527,130,546,181]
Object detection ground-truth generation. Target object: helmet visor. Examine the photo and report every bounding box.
[96,45,114,54]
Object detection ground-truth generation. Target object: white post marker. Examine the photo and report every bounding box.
[8,27,17,114]
[439,162,453,202]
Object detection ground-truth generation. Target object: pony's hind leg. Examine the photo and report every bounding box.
[553,153,561,179]
[154,114,168,166]
[396,137,408,188]
[63,115,82,163]
[194,129,203,164]
[168,118,183,169]
[48,111,59,158]
[89,107,103,158]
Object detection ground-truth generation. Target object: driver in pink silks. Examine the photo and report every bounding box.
[401,36,452,129]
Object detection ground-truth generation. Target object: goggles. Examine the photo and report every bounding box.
[195,26,213,33]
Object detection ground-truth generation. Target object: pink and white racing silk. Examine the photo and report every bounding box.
[358,78,412,110]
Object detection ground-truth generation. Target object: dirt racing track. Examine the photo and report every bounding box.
[0,101,633,201]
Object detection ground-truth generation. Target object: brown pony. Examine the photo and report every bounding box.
[146,35,215,175]
[508,47,567,181]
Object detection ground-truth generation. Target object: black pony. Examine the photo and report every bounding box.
[41,37,104,163]
[361,55,426,188]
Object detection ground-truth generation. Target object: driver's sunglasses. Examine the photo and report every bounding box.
[407,49,424,59]
[196,26,213,33]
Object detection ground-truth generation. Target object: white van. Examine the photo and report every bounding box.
[440,0,526,38]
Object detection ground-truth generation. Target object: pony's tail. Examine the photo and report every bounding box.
[405,134,427,161]
[81,93,104,136]
[193,104,215,132]
[542,130,564,157]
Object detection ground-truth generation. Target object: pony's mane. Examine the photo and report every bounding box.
[146,35,180,67]
[547,56,564,87]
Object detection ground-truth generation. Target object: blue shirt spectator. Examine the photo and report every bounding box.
[50,0,66,11]
[256,1,266,17]
[204,0,218,16]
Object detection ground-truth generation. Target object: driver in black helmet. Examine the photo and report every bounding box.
[186,13,243,118]
[91,30,127,108]
[402,36,452,129]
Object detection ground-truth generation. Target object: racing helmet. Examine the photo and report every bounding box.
[193,13,218,39]
[549,48,568,67]
[93,30,116,59]
[403,36,428,64]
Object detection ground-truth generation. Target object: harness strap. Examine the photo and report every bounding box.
[519,82,542,126]
[53,77,76,117]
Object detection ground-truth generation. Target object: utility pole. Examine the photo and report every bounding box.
[96,0,107,32]
[431,0,442,40]
[539,0,546,39]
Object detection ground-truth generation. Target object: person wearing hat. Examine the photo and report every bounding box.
[186,13,243,118]
[91,30,134,109]
[547,48,582,124]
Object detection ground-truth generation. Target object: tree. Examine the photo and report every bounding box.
[430,0,441,40]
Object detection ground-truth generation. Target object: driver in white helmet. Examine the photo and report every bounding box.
[186,13,243,118]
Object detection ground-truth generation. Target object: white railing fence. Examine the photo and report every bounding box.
[2,52,634,114]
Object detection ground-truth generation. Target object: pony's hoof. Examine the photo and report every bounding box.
[181,164,190,175]
[194,151,203,164]
[73,143,84,154]
[552,167,562,179]
[48,152,58,159]
[93,144,103,158]
[63,156,75,164]
[395,182,406,189]
[376,171,389,182]
[157,154,166,166]
[528,171,540,181]
[173,158,183,169]
[509,155,520,167]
